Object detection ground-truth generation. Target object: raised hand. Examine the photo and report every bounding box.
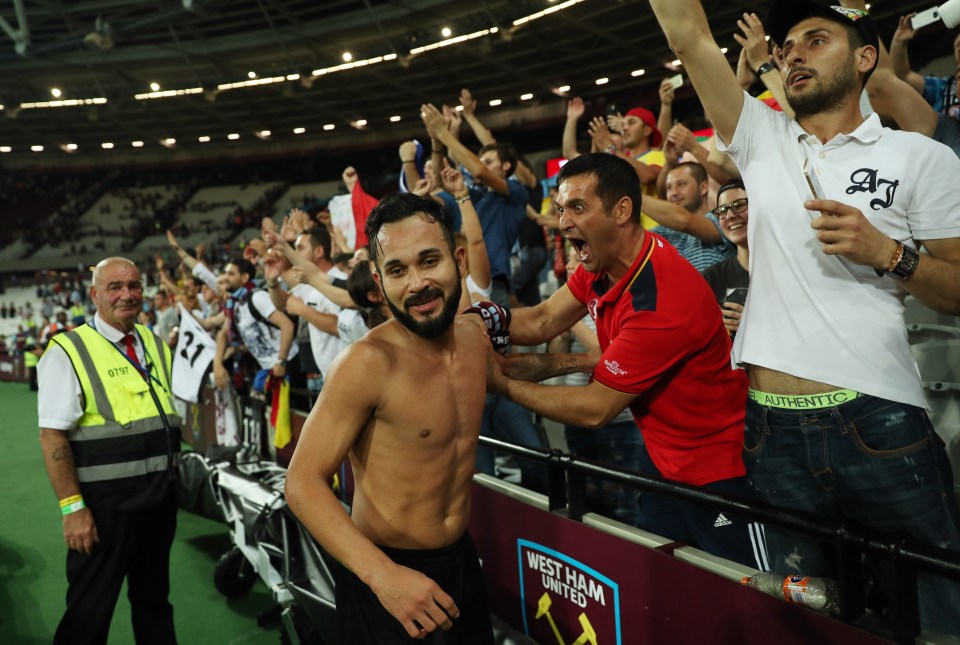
[440,166,466,196]
[290,207,312,233]
[893,13,918,44]
[666,123,698,153]
[587,116,614,151]
[166,229,182,251]
[733,12,772,72]
[659,78,675,106]
[399,140,418,161]
[421,103,447,140]
[411,178,432,197]
[567,97,585,121]
[606,112,624,134]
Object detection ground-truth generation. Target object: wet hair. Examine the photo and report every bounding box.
[364,192,456,270]
[228,256,255,279]
[299,226,332,260]
[668,161,708,186]
[555,152,642,223]
[478,142,519,177]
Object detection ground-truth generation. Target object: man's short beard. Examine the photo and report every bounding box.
[788,53,859,119]
[385,269,463,340]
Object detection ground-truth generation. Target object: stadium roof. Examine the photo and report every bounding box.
[0,0,944,165]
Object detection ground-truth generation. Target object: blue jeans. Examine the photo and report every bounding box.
[476,394,548,494]
[564,419,645,527]
[745,394,960,636]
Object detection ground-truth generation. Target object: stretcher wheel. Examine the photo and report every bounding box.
[214,546,256,598]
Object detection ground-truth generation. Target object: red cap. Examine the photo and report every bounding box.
[625,107,663,148]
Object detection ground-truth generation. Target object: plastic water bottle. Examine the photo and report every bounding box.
[782,575,839,612]
[741,573,839,613]
[740,572,785,598]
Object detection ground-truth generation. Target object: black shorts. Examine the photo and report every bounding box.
[334,532,494,644]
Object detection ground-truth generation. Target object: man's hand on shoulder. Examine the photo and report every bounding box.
[369,563,460,638]
[462,301,511,354]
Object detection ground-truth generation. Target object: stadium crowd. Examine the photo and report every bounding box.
[6,1,960,639]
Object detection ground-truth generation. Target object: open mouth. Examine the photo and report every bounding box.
[404,289,444,314]
[567,237,592,262]
[788,70,815,87]
[727,222,743,232]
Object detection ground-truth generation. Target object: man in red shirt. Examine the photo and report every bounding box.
[491,152,764,568]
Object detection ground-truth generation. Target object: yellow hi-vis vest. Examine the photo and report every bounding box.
[50,323,181,510]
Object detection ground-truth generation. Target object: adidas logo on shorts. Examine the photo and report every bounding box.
[714,513,733,528]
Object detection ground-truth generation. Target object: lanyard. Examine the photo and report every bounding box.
[87,320,167,391]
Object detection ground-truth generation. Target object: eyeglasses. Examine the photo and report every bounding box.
[715,198,748,218]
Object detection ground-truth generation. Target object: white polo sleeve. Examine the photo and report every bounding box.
[37,344,84,431]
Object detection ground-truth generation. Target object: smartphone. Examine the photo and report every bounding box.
[723,287,749,307]
[667,74,683,90]
[911,6,941,29]
[802,159,826,200]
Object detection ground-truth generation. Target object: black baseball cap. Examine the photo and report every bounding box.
[766,0,879,53]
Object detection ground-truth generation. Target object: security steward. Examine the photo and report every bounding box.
[38,257,181,645]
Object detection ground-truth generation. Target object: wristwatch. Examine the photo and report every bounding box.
[755,61,777,77]
[875,241,920,280]
[279,358,288,367]
[889,243,920,280]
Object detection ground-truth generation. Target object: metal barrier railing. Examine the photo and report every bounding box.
[479,435,960,645]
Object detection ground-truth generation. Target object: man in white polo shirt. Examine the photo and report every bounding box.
[650,0,960,635]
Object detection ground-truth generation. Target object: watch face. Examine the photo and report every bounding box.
[902,250,919,272]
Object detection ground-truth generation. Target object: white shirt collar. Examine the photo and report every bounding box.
[790,112,884,146]
[93,312,134,344]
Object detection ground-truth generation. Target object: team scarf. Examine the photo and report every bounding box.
[225,281,258,343]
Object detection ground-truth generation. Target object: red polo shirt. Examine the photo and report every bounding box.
[566,232,747,486]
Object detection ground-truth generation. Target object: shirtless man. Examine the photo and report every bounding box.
[284,192,494,644]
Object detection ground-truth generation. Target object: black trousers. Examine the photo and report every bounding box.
[54,492,178,645]
[334,533,494,645]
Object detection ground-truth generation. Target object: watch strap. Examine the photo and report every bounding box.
[755,61,776,77]
[890,243,919,280]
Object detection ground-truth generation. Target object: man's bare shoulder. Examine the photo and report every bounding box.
[342,323,399,366]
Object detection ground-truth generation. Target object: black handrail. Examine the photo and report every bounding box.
[479,435,960,644]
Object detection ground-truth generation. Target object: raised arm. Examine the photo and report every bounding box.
[167,230,199,272]
[864,22,937,137]
[887,14,927,95]
[422,103,509,196]
[657,79,675,140]
[441,166,491,292]
[267,308,295,377]
[285,344,459,638]
[665,124,735,186]
[642,195,722,243]
[589,117,660,184]
[562,97,585,160]
[459,88,496,146]
[734,12,795,119]
[399,141,421,191]
[649,0,745,145]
